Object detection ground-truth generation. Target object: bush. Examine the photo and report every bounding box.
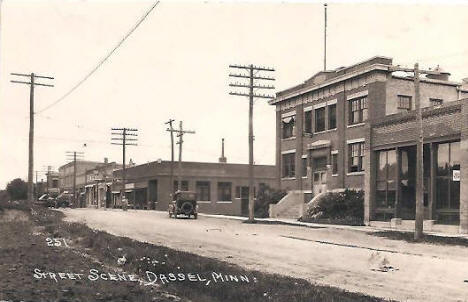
[303,189,364,225]
[254,185,287,218]
[6,178,27,200]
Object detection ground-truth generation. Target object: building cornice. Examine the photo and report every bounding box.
[270,63,390,105]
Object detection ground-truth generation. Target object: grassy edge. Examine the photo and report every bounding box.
[29,206,393,302]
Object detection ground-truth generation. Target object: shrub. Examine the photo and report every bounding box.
[254,185,287,218]
[6,178,27,200]
[304,189,364,225]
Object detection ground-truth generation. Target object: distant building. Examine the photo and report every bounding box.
[58,158,116,206]
[110,160,276,216]
[46,171,60,197]
[84,161,122,208]
[270,56,468,233]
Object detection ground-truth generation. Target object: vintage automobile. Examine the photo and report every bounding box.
[54,192,72,208]
[168,191,198,219]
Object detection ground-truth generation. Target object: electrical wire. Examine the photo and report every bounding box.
[36,0,160,114]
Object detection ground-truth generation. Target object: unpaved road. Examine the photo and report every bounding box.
[63,208,468,302]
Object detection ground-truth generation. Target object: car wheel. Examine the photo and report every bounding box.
[194,213,198,219]
[180,202,194,216]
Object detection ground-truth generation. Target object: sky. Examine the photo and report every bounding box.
[1,0,468,189]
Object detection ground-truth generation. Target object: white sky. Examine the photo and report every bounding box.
[1,0,468,188]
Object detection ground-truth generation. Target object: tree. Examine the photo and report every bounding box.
[6,178,28,200]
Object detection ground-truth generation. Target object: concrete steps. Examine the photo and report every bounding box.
[269,191,304,219]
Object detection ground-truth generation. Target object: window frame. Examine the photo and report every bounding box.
[302,157,308,178]
[282,116,295,139]
[348,142,365,173]
[331,153,338,175]
[397,95,412,112]
[314,107,326,132]
[217,182,232,201]
[195,181,211,201]
[328,104,337,130]
[348,96,368,125]
[282,153,295,178]
[304,110,312,134]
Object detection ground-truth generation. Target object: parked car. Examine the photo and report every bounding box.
[168,191,198,219]
[54,193,72,208]
[36,194,55,207]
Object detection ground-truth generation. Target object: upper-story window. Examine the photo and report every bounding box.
[304,111,312,134]
[282,116,295,139]
[349,96,368,125]
[397,95,412,112]
[315,107,326,132]
[328,104,337,129]
[430,98,443,106]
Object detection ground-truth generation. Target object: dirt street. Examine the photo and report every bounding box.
[63,208,468,302]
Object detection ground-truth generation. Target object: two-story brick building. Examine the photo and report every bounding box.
[270,56,468,233]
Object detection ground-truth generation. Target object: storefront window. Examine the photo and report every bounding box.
[436,141,460,213]
[375,149,397,209]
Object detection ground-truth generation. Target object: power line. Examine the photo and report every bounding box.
[36,0,160,114]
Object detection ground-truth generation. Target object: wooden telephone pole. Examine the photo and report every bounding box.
[167,121,195,192]
[165,119,176,197]
[66,151,84,207]
[229,64,275,223]
[10,72,54,206]
[390,64,442,240]
[111,128,138,208]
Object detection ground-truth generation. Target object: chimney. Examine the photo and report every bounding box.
[219,138,227,163]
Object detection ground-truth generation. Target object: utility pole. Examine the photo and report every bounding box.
[10,72,53,206]
[390,64,442,240]
[229,64,275,223]
[324,3,328,71]
[167,121,195,192]
[66,151,84,207]
[414,63,424,240]
[111,128,138,209]
[165,119,175,197]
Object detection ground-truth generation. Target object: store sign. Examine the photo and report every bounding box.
[453,170,460,182]
[125,183,135,189]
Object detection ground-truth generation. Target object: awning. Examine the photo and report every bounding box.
[112,191,120,194]
[125,190,133,193]
[307,140,331,150]
[282,116,295,123]
[85,184,94,188]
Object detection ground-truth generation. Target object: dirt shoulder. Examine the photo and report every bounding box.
[63,208,468,302]
[0,206,388,302]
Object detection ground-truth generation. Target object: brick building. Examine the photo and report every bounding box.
[59,158,116,205]
[111,160,276,216]
[270,56,468,232]
[84,161,122,208]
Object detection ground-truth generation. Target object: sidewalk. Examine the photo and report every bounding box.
[198,213,468,239]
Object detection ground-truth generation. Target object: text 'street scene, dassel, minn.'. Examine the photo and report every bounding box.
[1,1,468,301]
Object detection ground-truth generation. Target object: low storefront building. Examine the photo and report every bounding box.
[111,160,277,216]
